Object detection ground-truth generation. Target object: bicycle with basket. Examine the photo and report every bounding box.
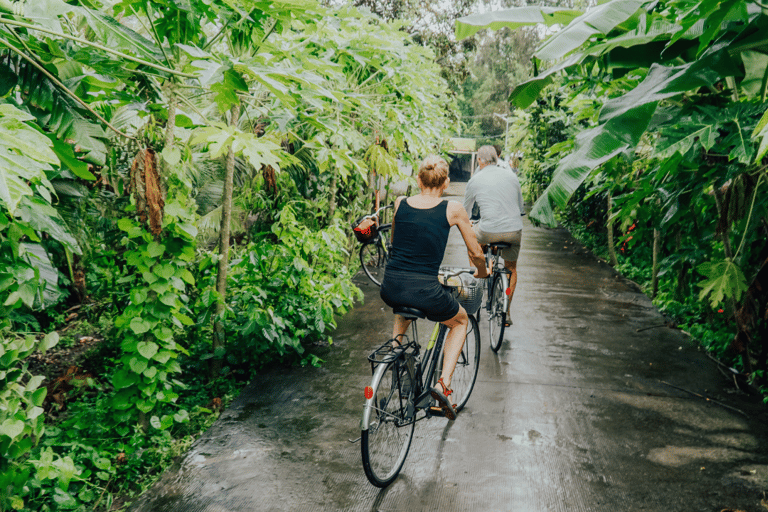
[352,204,393,287]
[358,266,484,487]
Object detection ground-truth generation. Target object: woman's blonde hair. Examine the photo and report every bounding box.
[418,155,449,189]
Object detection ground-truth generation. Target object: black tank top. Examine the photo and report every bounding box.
[387,199,451,276]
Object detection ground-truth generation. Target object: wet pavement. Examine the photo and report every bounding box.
[131,183,768,512]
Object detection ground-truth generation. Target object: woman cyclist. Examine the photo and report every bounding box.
[379,155,488,420]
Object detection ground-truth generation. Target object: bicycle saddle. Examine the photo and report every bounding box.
[392,307,427,320]
[488,242,512,249]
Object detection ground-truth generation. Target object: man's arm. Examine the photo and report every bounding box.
[513,176,524,215]
[462,181,475,218]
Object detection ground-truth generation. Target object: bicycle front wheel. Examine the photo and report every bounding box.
[359,225,391,287]
[361,357,415,487]
[448,315,481,411]
[488,274,507,353]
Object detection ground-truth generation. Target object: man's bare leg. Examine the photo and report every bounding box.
[504,260,518,318]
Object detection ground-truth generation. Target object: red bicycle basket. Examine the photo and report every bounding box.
[352,217,377,243]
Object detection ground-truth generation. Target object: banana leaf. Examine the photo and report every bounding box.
[455,6,583,41]
[534,0,647,62]
[530,45,738,226]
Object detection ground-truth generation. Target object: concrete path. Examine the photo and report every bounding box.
[131,183,768,512]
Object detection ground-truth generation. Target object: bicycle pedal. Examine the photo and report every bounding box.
[428,406,446,417]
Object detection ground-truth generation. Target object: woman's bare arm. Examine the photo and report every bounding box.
[447,201,488,278]
[391,196,405,238]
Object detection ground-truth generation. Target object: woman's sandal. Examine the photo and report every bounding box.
[430,377,457,420]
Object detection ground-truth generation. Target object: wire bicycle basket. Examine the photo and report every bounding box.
[440,273,483,316]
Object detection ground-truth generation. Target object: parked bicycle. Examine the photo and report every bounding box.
[352,204,393,287]
[484,242,512,353]
[359,267,483,487]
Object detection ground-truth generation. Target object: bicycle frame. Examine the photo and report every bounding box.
[486,250,510,312]
[360,322,444,431]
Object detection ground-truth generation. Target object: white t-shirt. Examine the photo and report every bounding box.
[464,164,524,233]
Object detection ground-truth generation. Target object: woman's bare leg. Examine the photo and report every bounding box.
[438,307,469,389]
[391,314,412,346]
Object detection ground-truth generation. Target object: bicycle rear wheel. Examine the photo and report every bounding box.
[361,356,415,487]
[443,315,481,412]
[359,225,391,286]
[488,274,506,353]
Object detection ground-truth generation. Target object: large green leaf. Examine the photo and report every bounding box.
[530,45,737,225]
[509,53,584,109]
[654,111,719,159]
[752,108,768,162]
[739,50,768,98]
[0,106,57,215]
[81,8,164,65]
[17,63,109,166]
[22,242,62,309]
[696,259,748,307]
[16,0,78,32]
[530,102,657,225]
[534,0,648,62]
[599,44,736,123]
[454,6,583,41]
[17,196,81,254]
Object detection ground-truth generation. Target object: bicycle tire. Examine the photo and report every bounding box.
[488,273,506,353]
[359,224,391,287]
[450,315,481,411]
[361,356,415,487]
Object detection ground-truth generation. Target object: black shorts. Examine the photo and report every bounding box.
[380,269,460,323]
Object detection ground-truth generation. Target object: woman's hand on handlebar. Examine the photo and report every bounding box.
[474,266,489,279]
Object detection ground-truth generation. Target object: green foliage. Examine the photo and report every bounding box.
[111,201,197,427]
[0,104,58,215]
[0,331,58,511]
[473,0,768,397]
[696,259,748,307]
[196,203,362,372]
[0,0,461,509]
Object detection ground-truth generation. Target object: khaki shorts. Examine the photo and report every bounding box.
[474,228,522,262]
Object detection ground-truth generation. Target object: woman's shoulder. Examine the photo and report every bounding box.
[444,200,467,223]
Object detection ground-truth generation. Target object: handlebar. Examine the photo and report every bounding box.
[438,267,477,279]
[359,204,393,222]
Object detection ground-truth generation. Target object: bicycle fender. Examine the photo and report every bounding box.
[360,361,392,431]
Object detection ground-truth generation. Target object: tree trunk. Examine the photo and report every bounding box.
[675,230,687,300]
[163,84,177,156]
[713,187,734,259]
[212,103,241,376]
[713,187,739,315]
[607,194,618,267]
[327,173,338,221]
[733,254,768,377]
[651,228,660,298]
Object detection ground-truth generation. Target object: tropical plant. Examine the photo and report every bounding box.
[456,0,768,386]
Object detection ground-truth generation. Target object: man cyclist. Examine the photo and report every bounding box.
[463,145,524,324]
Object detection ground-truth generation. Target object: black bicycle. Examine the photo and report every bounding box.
[485,242,511,353]
[355,204,393,287]
[359,267,483,487]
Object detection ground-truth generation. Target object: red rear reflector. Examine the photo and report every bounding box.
[365,386,373,399]
[505,287,511,296]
